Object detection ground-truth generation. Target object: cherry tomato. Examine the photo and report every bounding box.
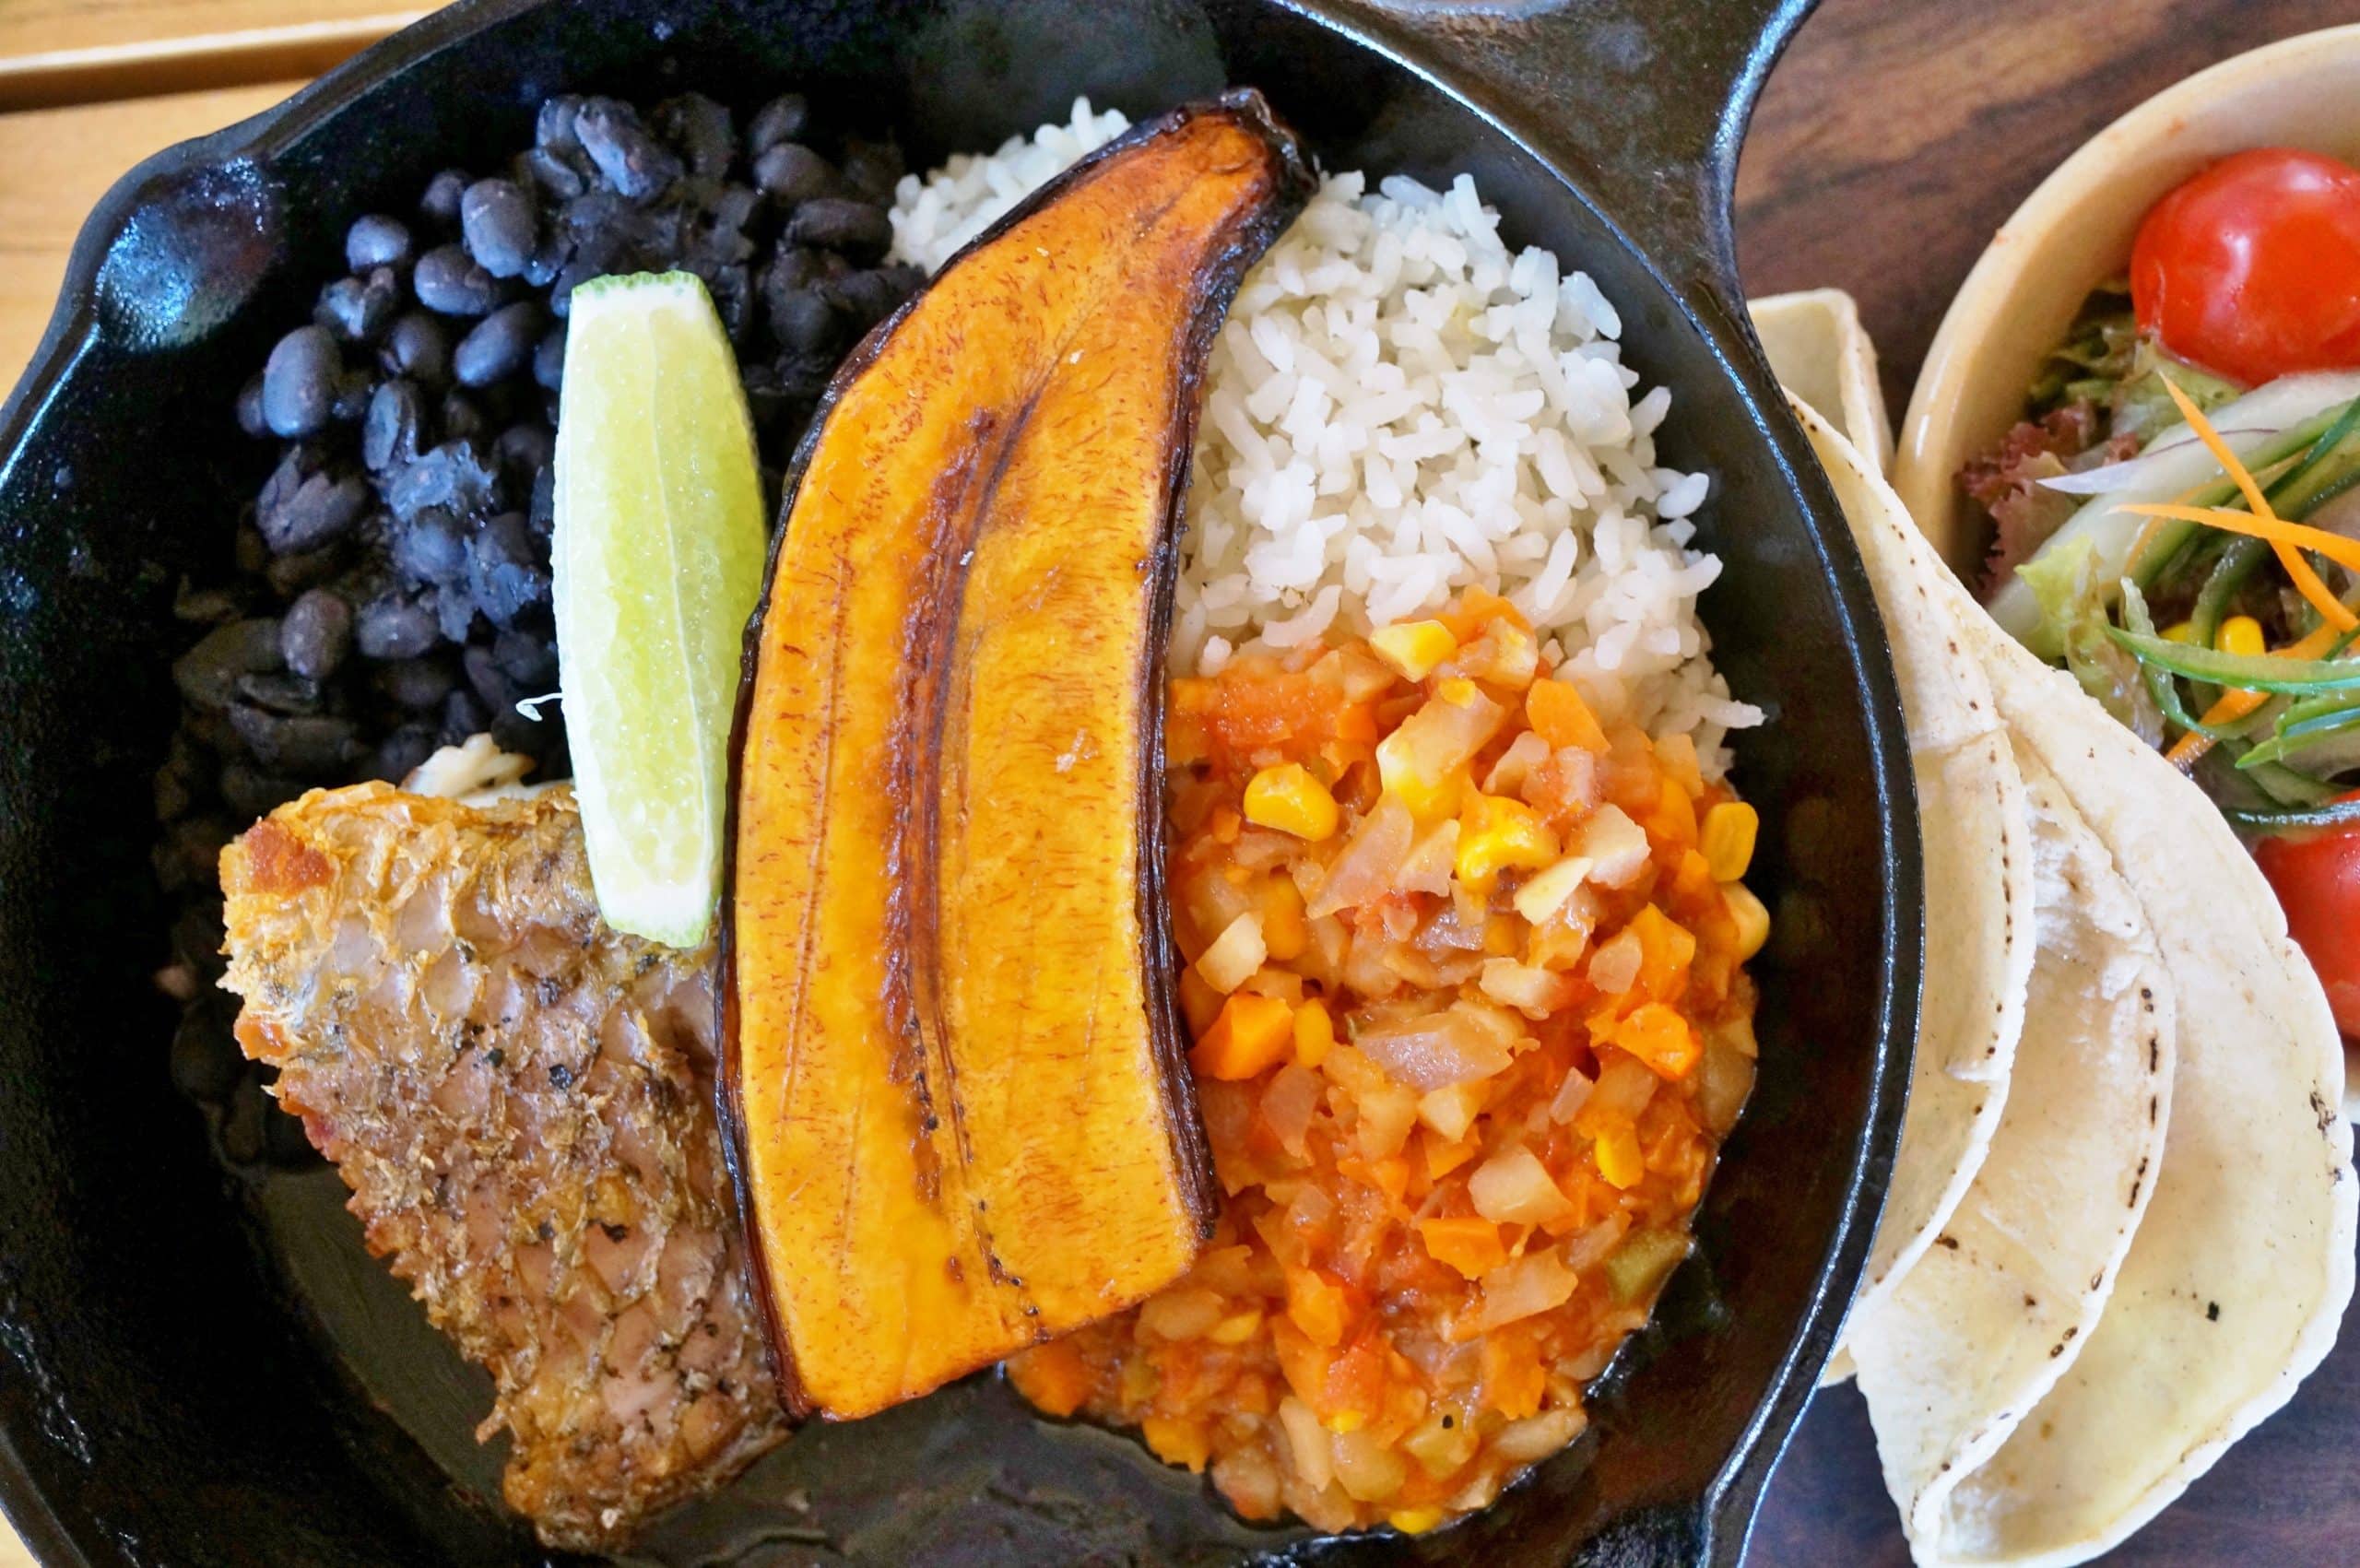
[2130,147,2360,386]
[2253,801,2360,1037]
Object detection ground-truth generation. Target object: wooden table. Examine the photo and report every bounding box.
[2,2,2355,1563]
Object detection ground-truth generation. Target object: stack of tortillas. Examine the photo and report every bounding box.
[1750,290,2357,1566]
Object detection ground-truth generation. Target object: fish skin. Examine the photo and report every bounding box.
[218,783,785,1550]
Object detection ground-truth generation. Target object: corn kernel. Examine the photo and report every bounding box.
[2218,615,2266,658]
[1370,619,1457,681]
[1437,677,1481,708]
[1725,882,1770,960]
[1323,1409,1366,1434]
[1455,794,1560,893]
[1208,1309,1266,1346]
[1245,762,1341,842]
[1388,1508,1447,1536]
[1260,875,1309,961]
[1293,997,1336,1068]
[2162,620,2197,644]
[1701,802,1758,882]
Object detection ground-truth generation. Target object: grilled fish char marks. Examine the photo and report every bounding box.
[218,784,784,1550]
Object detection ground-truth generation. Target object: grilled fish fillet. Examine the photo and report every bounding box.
[218,783,785,1550]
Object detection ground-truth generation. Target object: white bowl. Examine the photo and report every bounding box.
[1894,23,2360,575]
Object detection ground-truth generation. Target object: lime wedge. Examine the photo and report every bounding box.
[553,272,767,949]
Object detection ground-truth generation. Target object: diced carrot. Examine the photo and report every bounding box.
[1481,1327,1547,1419]
[1606,1001,1702,1081]
[1440,585,1527,643]
[1292,997,1335,1068]
[1369,1155,1411,1204]
[1192,993,1295,1080]
[1323,1325,1392,1421]
[1285,1266,1354,1349]
[1418,1216,1508,1280]
[1626,904,1696,1003]
[1527,680,1609,754]
[1647,774,1698,851]
[1143,1415,1212,1472]
[1424,1129,1479,1180]
[1210,806,1242,844]
[1009,1338,1094,1418]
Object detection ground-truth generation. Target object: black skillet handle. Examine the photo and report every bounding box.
[1316,0,1817,320]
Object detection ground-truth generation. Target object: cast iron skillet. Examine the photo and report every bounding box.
[0,0,1918,1562]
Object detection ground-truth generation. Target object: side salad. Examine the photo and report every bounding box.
[1962,147,2360,1040]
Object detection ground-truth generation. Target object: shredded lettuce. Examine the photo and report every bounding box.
[2020,536,2165,742]
[2109,337,2241,446]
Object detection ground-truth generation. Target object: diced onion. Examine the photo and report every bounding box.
[1356,1010,1515,1091]
[1309,794,1414,918]
[1469,1145,1575,1226]
[1195,910,1268,994]
[1548,1063,1597,1124]
[1587,927,1643,994]
[1575,804,1651,888]
[1279,1397,1335,1492]
[1587,1051,1658,1122]
[1492,1406,1586,1463]
[1261,1063,1323,1158]
[1479,957,1575,1019]
[1477,1245,1580,1330]
[1482,731,1552,796]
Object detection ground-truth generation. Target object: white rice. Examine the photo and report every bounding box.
[888,100,1763,775]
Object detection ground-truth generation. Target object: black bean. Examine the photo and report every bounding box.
[316,266,400,341]
[355,592,440,660]
[419,168,470,229]
[230,703,363,776]
[496,422,553,479]
[381,312,452,385]
[827,265,918,327]
[537,94,586,155]
[363,379,427,473]
[464,642,519,712]
[529,466,556,533]
[386,439,500,520]
[468,512,549,627]
[441,688,490,743]
[154,736,201,821]
[221,1076,267,1165]
[390,507,467,585]
[259,469,368,554]
[435,582,482,643]
[235,670,322,714]
[262,324,339,437]
[236,372,268,438]
[576,98,682,201]
[265,538,349,600]
[461,178,539,279]
[520,147,587,204]
[455,300,544,385]
[375,654,456,710]
[838,139,904,203]
[170,1006,246,1103]
[347,213,413,272]
[788,196,893,259]
[367,723,438,783]
[747,93,810,157]
[442,390,492,443]
[414,243,503,316]
[776,348,842,401]
[770,284,840,355]
[491,627,557,688]
[218,759,308,819]
[490,705,558,763]
[174,619,284,712]
[655,93,735,180]
[533,324,567,390]
[753,142,836,206]
[689,183,760,266]
[280,588,353,680]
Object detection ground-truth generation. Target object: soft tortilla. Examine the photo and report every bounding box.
[1928,607,2357,1565]
[1785,397,2037,1365]
[1850,751,2174,1556]
[1752,289,1894,477]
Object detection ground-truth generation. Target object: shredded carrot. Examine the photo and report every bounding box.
[2164,619,2349,770]
[2118,501,2360,578]
[2150,376,2360,633]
